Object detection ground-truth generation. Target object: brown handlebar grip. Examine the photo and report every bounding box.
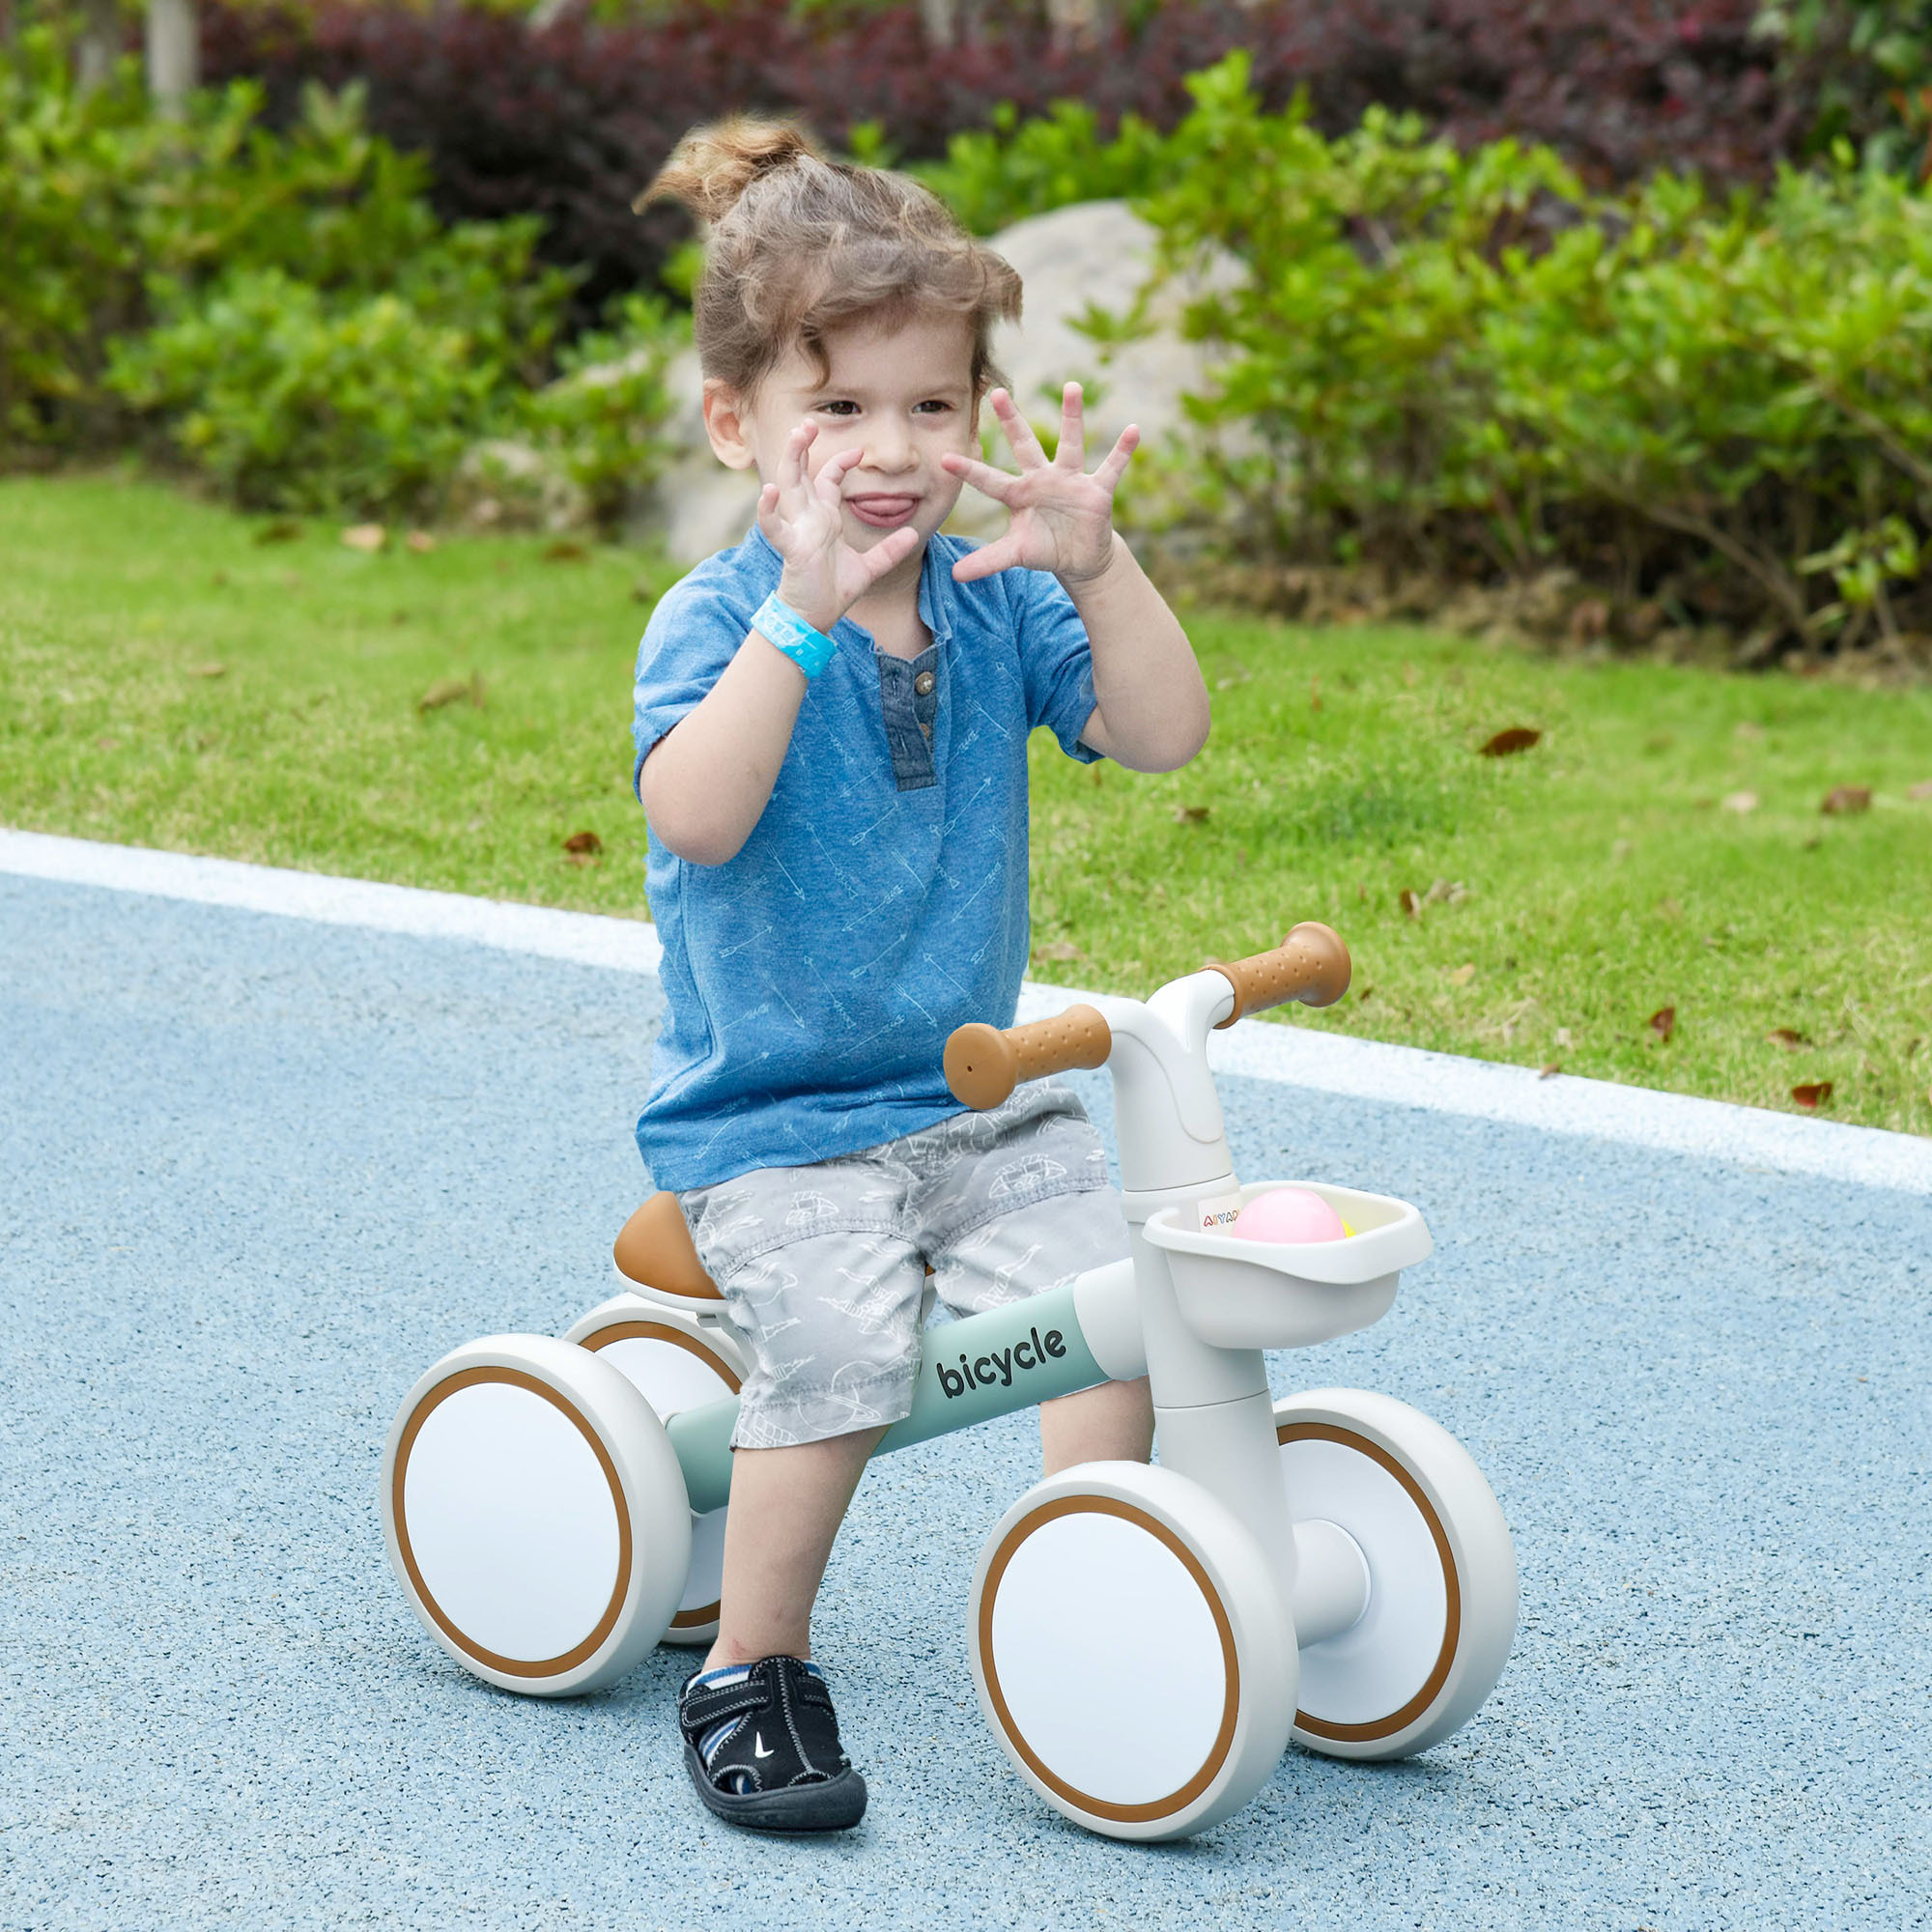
[945,1005,1113,1110]
[1208,921,1351,1027]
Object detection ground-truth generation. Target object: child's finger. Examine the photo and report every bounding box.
[754,481,783,543]
[940,450,1018,503]
[781,420,816,504]
[815,445,866,504]
[1056,382,1085,470]
[951,536,1020,583]
[858,525,921,583]
[988,388,1048,469]
[1093,423,1141,494]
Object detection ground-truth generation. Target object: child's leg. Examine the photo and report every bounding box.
[1040,1376,1153,1474]
[702,1424,888,1672]
[919,1082,1151,1474]
[673,1163,926,1831]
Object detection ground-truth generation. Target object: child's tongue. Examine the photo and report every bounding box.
[849,496,917,529]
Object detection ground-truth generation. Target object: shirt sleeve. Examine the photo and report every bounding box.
[1012,566,1104,764]
[631,568,756,793]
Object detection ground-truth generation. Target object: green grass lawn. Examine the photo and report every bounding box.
[6,473,1930,1134]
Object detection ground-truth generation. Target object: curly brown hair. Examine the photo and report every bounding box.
[638,115,1023,403]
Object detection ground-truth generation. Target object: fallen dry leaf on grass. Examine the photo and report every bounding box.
[1720,791,1759,814]
[1791,1081,1833,1110]
[1648,1006,1677,1044]
[1539,1063,1561,1079]
[1425,878,1467,905]
[253,519,302,545]
[417,673,485,714]
[542,539,588,562]
[1821,785,1871,815]
[1479,726,1542,757]
[1174,805,1210,825]
[189,664,225,679]
[562,830,604,867]
[1766,1028,1808,1050]
[341,524,386,553]
[1399,888,1422,918]
[1448,963,1477,986]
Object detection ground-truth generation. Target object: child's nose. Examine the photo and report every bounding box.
[866,423,916,472]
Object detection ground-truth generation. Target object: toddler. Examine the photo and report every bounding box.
[631,116,1210,1832]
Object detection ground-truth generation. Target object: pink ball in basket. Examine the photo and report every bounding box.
[1231,1186,1350,1244]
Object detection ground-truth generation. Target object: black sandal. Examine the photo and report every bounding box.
[677,1656,868,1833]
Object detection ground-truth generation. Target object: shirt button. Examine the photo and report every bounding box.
[913,670,936,696]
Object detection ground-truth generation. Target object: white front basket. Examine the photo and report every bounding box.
[1142,1182,1433,1350]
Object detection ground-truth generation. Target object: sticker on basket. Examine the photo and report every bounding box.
[1196,1190,1245,1233]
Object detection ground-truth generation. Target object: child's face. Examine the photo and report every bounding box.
[704,309,980,567]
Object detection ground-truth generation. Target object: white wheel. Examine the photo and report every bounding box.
[563,1294,749,1646]
[382,1334,693,1696]
[968,1463,1296,1841]
[1275,1389,1518,1759]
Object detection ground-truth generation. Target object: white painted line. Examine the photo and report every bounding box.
[8,828,1929,1195]
[0,827,662,977]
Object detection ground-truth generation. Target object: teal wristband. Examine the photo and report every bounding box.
[753,592,838,679]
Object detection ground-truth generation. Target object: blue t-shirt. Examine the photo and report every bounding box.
[631,524,1102,1192]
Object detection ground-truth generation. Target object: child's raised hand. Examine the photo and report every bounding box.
[758,423,921,634]
[942,384,1140,587]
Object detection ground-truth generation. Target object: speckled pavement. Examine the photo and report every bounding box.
[2,868,1926,1931]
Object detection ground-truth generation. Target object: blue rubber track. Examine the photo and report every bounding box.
[2,872,1926,1931]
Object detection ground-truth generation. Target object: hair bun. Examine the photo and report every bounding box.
[636,116,825,222]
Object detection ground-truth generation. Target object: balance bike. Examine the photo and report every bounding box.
[381,923,1519,1841]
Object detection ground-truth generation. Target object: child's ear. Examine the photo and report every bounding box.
[701,379,756,471]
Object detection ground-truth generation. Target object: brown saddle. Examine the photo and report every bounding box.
[611,1193,724,1301]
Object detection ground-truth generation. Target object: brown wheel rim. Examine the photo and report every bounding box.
[978,1494,1240,1825]
[1278,1420,1461,1742]
[392,1366,634,1679]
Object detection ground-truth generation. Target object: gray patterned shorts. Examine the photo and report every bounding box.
[675,1083,1131,1449]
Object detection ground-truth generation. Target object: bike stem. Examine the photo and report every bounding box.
[1100,971,1303,1621]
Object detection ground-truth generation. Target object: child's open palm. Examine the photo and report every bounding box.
[943,384,1140,586]
[758,423,921,631]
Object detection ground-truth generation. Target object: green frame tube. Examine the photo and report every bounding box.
[666,1283,1108,1514]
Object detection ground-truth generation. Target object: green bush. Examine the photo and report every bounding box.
[2,26,682,526]
[0,32,488,453]
[1106,52,1932,651]
[1757,1,1932,173]
[906,100,1171,237]
[105,270,507,518]
[521,293,688,532]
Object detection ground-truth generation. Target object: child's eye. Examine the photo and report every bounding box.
[914,400,954,414]
[816,400,859,416]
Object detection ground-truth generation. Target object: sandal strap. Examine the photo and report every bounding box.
[676,1679,768,1735]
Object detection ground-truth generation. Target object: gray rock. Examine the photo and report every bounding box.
[447,439,591,535]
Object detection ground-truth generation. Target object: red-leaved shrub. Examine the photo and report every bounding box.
[201,0,1808,319]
